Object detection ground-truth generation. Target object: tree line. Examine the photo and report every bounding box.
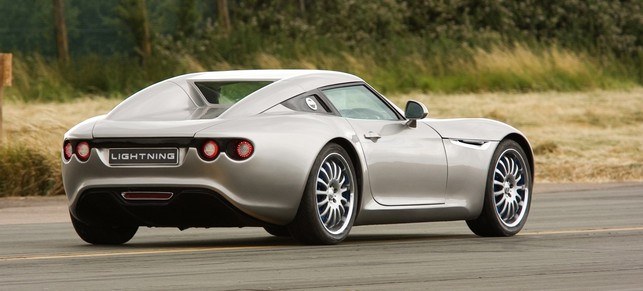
[1,0,640,61]
[0,0,640,99]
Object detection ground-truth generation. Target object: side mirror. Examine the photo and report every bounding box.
[404,100,428,128]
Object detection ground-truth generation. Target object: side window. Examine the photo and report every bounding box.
[322,85,399,120]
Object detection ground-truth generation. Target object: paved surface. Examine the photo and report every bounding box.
[0,183,642,290]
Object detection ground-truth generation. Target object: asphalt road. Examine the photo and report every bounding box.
[1,183,642,290]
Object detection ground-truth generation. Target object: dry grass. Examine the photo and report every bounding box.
[2,97,120,149]
[0,89,641,197]
[391,88,643,182]
[447,44,624,92]
[248,44,633,94]
[468,44,590,77]
[1,98,120,196]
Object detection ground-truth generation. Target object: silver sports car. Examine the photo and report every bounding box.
[62,70,534,245]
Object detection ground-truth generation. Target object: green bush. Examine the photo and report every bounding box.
[0,145,62,197]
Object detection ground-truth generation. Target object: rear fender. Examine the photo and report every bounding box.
[193,113,361,224]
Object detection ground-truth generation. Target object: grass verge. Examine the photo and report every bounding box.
[5,43,639,102]
[1,98,120,196]
[390,88,643,183]
[1,89,641,196]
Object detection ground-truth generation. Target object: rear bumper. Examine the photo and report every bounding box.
[62,144,312,226]
[72,188,264,228]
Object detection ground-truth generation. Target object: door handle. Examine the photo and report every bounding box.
[364,132,381,142]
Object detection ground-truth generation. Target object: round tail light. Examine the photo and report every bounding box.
[76,141,91,161]
[201,140,219,160]
[235,140,254,159]
[63,141,73,160]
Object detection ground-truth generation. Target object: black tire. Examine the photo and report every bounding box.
[467,140,533,237]
[263,225,291,237]
[70,213,138,245]
[288,143,358,245]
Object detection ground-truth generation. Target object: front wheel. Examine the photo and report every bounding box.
[70,213,138,245]
[467,140,533,236]
[288,144,358,245]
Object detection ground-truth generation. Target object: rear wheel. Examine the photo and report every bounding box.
[289,144,358,245]
[263,225,291,237]
[70,213,138,245]
[467,140,532,236]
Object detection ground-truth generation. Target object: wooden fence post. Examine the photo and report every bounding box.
[0,53,13,143]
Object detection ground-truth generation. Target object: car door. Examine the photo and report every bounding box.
[322,85,447,205]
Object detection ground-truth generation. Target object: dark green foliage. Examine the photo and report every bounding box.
[0,0,640,100]
[173,0,201,39]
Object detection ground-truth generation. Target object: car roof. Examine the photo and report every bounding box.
[167,70,364,118]
[184,69,356,81]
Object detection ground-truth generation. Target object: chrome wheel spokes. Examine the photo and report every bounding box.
[492,149,530,227]
[316,153,355,235]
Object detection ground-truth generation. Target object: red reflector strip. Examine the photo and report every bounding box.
[121,192,174,201]
[63,142,73,160]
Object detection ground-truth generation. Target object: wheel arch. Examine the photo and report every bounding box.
[288,138,363,244]
[504,133,535,181]
[327,137,364,217]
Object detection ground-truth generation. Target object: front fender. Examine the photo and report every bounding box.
[423,118,525,141]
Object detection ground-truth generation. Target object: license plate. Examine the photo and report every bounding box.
[109,148,178,165]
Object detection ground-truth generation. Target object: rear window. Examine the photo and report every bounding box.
[195,81,272,105]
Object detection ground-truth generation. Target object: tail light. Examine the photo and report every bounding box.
[197,139,253,161]
[235,140,254,159]
[200,140,220,161]
[76,141,91,161]
[63,141,73,160]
